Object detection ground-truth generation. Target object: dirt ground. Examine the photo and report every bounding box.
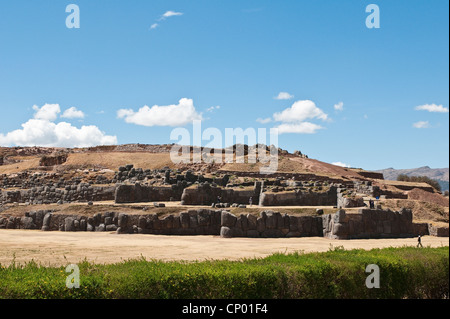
[0,230,447,267]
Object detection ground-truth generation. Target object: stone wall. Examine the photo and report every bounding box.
[1,208,447,239]
[356,171,385,179]
[337,194,365,209]
[0,209,222,235]
[117,209,222,235]
[180,183,260,206]
[0,210,54,230]
[220,211,323,238]
[259,187,337,207]
[218,170,354,184]
[0,184,115,205]
[353,181,381,197]
[428,224,449,237]
[350,181,407,200]
[114,184,183,204]
[39,154,68,166]
[0,172,89,189]
[322,208,417,239]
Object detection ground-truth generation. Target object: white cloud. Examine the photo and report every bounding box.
[116,109,134,118]
[273,100,328,123]
[415,104,449,113]
[261,100,329,134]
[0,108,117,148]
[0,104,116,147]
[160,11,183,20]
[413,121,430,129]
[275,122,323,134]
[150,11,183,31]
[61,107,85,119]
[32,104,61,121]
[274,92,294,100]
[334,102,344,111]
[206,105,220,113]
[117,98,203,127]
[256,117,272,124]
[332,162,351,168]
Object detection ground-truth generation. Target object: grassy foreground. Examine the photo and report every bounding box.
[0,246,448,299]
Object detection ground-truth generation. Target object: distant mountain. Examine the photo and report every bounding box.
[375,166,449,191]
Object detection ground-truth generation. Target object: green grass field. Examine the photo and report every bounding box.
[0,246,448,299]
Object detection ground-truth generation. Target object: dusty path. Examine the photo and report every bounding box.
[0,230,448,267]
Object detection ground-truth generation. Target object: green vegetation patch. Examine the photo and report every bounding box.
[0,246,448,299]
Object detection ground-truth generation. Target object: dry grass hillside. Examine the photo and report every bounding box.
[381,198,449,226]
[63,152,176,171]
[0,146,379,182]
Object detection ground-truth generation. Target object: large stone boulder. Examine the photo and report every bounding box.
[21,216,36,230]
[118,213,128,228]
[161,215,174,230]
[64,217,75,232]
[115,184,136,203]
[220,226,233,238]
[87,217,95,232]
[264,211,277,229]
[198,211,210,227]
[0,217,7,229]
[180,212,190,229]
[246,214,257,230]
[221,211,237,228]
[95,224,106,232]
[256,217,265,233]
[189,212,198,228]
[106,224,118,232]
[79,219,87,231]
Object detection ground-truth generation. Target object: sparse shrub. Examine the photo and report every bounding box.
[397,174,442,192]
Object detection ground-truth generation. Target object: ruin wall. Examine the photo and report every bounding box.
[1,208,447,239]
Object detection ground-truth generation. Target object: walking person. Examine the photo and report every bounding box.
[249,197,253,207]
[417,235,423,248]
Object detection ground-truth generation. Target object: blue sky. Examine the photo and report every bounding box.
[0,0,448,170]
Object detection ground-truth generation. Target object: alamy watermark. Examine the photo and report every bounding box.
[66,264,80,289]
[66,4,80,29]
[365,264,380,289]
[169,121,279,174]
[366,4,380,29]
[64,4,379,30]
